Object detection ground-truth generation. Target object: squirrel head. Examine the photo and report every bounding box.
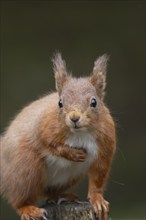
[52,52,109,133]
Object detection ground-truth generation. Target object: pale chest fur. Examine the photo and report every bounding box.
[46,132,98,187]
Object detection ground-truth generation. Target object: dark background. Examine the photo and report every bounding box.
[0,1,145,219]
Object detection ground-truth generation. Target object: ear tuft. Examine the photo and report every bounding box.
[52,52,68,94]
[90,54,110,99]
[93,54,109,76]
[52,52,67,74]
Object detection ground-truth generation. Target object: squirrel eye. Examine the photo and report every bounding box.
[90,98,97,108]
[58,99,63,108]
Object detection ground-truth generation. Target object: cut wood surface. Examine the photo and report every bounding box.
[42,201,111,220]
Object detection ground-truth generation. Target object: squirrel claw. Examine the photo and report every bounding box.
[19,206,47,220]
[88,194,109,220]
[57,198,84,205]
[45,199,56,205]
[57,197,68,204]
[41,215,48,220]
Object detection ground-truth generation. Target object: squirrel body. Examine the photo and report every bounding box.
[0,53,116,220]
[46,130,98,187]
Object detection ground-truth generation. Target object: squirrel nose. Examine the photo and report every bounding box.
[69,111,81,124]
[70,116,80,123]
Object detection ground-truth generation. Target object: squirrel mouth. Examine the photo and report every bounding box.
[69,124,84,133]
[74,124,81,129]
[74,127,80,130]
[74,125,86,131]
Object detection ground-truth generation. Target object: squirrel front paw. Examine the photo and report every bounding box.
[88,193,109,220]
[18,205,48,220]
[67,148,87,162]
[47,192,80,204]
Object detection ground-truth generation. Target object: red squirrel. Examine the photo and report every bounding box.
[0,53,116,220]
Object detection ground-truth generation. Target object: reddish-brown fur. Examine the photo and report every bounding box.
[0,53,116,220]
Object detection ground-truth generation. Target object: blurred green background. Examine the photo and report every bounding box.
[0,1,145,220]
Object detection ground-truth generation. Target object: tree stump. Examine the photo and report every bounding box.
[42,201,110,220]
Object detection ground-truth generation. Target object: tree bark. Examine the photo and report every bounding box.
[42,201,110,220]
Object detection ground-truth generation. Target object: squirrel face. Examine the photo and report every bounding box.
[52,53,109,133]
[57,78,102,132]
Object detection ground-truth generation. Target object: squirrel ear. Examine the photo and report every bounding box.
[90,54,109,99]
[52,52,68,94]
